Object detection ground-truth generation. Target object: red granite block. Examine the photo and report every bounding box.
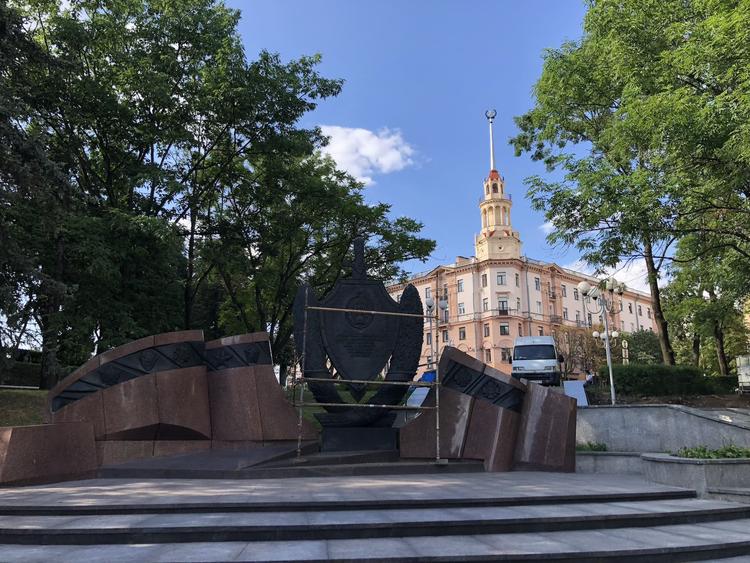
[153,330,204,346]
[51,392,106,440]
[98,335,155,365]
[153,440,211,458]
[255,365,317,441]
[48,355,101,412]
[101,375,159,440]
[399,387,473,459]
[96,440,154,466]
[207,367,263,441]
[513,384,577,472]
[155,366,211,439]
[0,423,97,485]
[205,332,270,350]
[463,398,520,471]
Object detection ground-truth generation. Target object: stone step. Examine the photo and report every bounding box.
[0,498,745,545]
[0,489,696,516]
[1,519,750,561]
[96,459,486,480]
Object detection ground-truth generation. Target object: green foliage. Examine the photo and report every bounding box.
[601,363,736,396]
[576,441,608,452]
[626,330,662,365]
[675,445,750,460]
[1,0,434,387]
[0,389,46,426]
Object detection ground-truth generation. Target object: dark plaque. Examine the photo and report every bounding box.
[293,238,423,427]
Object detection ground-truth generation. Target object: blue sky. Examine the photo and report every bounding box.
[228,1,639,282]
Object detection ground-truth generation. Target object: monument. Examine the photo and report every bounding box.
[292,237,424,450]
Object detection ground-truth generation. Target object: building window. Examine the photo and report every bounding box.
[458,302,465,315]
[442,330,449,343]
[457,279,464,293]
[638,304,642,315]
[538,326,544,336]
[485,349,492,363]
[515,273,520,287]
[587,313,592,327]
[647,308,652,319]
[501,347,512,363]
[628,302,633,313]
[498,298,508,312]
[492,182,498,193]
[620,301,623,311]
[536,301,542,314]
[563,308,568,320]
[518,323,523,336]
[561,284,567,297]
[481,274,488,288]
[534,277,541,291]
[497,272,507,286]
[442,309,449,322]
[482,298,489,311]
[500,323,510,335]
[425,287,431,299]
[573,288,579,301]
[426,333,432,345]
[484,323,490,337]
[516,297,521,311]
[459,327,466,340]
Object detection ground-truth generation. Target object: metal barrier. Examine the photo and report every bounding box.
[292,287,443,463]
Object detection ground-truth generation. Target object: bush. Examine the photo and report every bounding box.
[576,441,608,452]
[599,364,737,396]
[675,445,750,459]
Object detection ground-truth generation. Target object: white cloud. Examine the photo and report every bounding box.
[562,258,667,295]
[539,221,555,235]
[319,125,415,185]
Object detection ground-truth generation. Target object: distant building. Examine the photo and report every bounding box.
[387,113,656,376]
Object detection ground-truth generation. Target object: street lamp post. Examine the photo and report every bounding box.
[577,277,625,406]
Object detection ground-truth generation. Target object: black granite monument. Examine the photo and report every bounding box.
[293,238,423,451]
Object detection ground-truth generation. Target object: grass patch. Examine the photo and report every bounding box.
[576,441,608,452]
[0,389,46,427]
[674,444,750,459]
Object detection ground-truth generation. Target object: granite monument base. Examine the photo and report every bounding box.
[321,427,399,452]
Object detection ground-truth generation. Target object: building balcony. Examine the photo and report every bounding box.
[550,315,563,325]
[478,193,512,204]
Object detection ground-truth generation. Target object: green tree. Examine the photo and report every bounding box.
[625,329,661,365]
[3,0,434,387]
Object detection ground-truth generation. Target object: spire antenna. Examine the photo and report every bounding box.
[485,109,497,171]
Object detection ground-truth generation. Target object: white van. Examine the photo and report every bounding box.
[511,336,563,386]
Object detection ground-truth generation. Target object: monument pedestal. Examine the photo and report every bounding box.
[321,427,399,452]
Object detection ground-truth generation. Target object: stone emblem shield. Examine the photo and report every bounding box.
[319,279,399,391]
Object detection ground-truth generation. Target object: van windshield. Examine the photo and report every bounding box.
[513,345,556,361]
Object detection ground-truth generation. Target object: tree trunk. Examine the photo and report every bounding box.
[691,332,701,367]
[184,206,197,330]
[713,322,729,376]
[643,239,675,365]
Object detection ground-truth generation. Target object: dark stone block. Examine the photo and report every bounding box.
[440,347,526,412]
[399,387,473,459]
[513,383,577,472]
[321,427,398,452]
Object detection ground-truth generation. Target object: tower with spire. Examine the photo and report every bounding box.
[475,110,521,261]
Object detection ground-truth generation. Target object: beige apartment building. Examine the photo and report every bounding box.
[387,115,656,376]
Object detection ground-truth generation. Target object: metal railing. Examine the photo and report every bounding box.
[293,289,444,464]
